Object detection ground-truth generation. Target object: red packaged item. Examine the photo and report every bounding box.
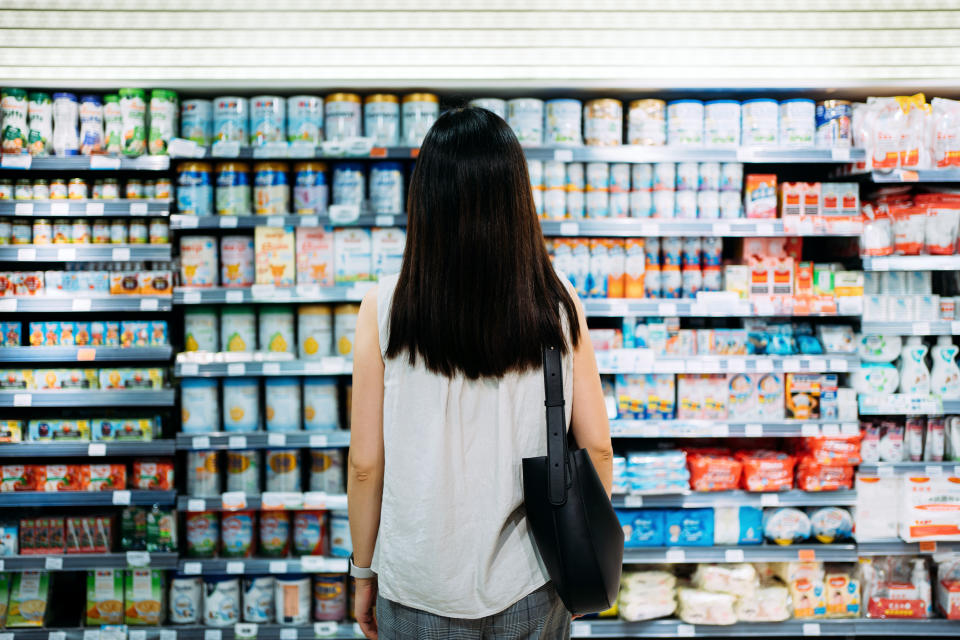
[35,464,86,491]
[800,434,863,466]
[796,456,855,492]
[19,519,35,554]
[88,464,126,491]
[0,465,34,491]
[686,449,742,492]
[132,459,174,490]
[736,449,796,492]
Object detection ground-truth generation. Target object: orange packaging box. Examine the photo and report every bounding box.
[607,239,625,299]
[780,182,804,218]
[624,238,645,299]
[744,174,778,219]
[795,261,814,297]
[802,182,821,217]
[772,257,795,297]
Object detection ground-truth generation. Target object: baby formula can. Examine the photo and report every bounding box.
[507,98,544,146]
[682,267,702,298]
[149,218,169,244]
[653,162,676,190]
[681,237,701,267]
[329,511,352,558]
[324,93,362,141]
[566,188,584,219]
[32,180,49,201]
[109,219,128,244]
[609,192,629,218]
[545,99,582,146]
[566,162,585,188]
[0,219,9,244]
[661,237,682,266]
[720,190,744,218]
[223,378,260,433]
[631,164,653,191]
[259,305,295,353]
[169,574,203,624]
[287,95,323,145]
[226,451,260,494]
[221,306,256,353]
[103,94,122,153]
[178,161,213,215]
[667,100,704,146]
[701,236,723,267]
[203,575,240,626]
[78,95,104,155]
[586,190,609,218]
[544,188,566,220]
[697,190,720,219]
[303,377,339,431]
[363,94,399,147]
[310,449,344,493]
[293,161,329,215]
[265,448,301,491]
[221,511,256,558]
[334,304,359,359]
[259,510,291,557]
[332,163,364,207]
[675,190,697,219]
[32,219,52,245]
[661,267,682,299]
[181,378,219,434]
[676,162,699,191]
[214,96,248,143]
[243,576,275,623]
[527,159,543,188]
[220,235,255,288]
[699,162,720,191]
[293,511,327,556]
[653,190,676,219]
[741,98,779,146]
[298,305,333,359]
[118,88,147,156]
[180,235,218,287]
[184,304,218,351]
[586,162,609,191]
[253,162,289,215]
[704,100,740,148]
[815,100,852,148]
[779,99,815,147]
[584,99,622,146]
[52,92,79,156]
[216,161,251,215]
[719,162,743,191]
[542,161,565,189]
[610,163,631,193]
[148,89,178,155]
[644,264,661,297]
[629,190,652,218]
[250,96,285,147]
[27,91,52,156]
[314,574,347,622]
[369,162,404,214]
[265,379,301,433]
[187,450,221,497]
[469,98,507,120]
[275,575,311,625]
[181,99,213,146]
[628,99,666,146]
[401,93,439,147]
[702,267,722,292]
[1,88,27,155]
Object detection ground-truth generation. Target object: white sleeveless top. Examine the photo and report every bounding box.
[372,273,574,618]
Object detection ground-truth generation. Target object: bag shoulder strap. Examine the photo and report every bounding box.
[542,346,568,506]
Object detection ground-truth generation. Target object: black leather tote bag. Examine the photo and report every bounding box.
[522,346,624,614]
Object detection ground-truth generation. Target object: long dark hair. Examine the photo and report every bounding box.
[385,107,581,379]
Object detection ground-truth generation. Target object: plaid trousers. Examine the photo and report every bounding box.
[376,583,571,640]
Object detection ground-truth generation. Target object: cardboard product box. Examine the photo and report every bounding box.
[724,265,750,299]
[771,257,795,297]
[124,569,164,625]
[785,373,821,420]
[855,475,900,541]
[606,239,626,299]
[0,572,8,627]
[87,569,124,625]
[802,182,821,217]
[780,182,804,218]
[333,228,372,284]
[744,174,778,219]
[8,571,49,627]
[748,257,771,297]
[0,465,33,491]
[94,418,154,442]
[0,521,17,555]
[254,226,296,287]
[28,419,90,442]
[371,227,406,282]
[795,262,814,298]
[900,474,960,542]
[624,238,645,299]
[295,227,335,286]
[0,420,22,443]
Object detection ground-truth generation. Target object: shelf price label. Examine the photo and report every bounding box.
[86,202,105,215]
[226,561,245,574]
[570,621,590,637]
[268,433,287,446]
[314,622,338,637]
[227,363,246,376]
[1,154,31,169]
[15,202,34,215]
[187,499,206,512]
[204,630,223,640]
[262,362,281,375]
[48,632,66,640]
[58,248,77,261]
[126,551,150,567]
[221,491,247,510]
[82,631,100,640]
[559,222,579,236]
[665,549,686,563]
[72,298,92,312]
[90,155,121,170]
[760,494,780,507]
[676,624,696,637]
[802,622,821,636]
[218,216,238,228]
[724,549,745,563]
[112,490,132,505]
[13,393,31,407]
[225,289,244,304]
[44,556,63,570]
[234,625,258,640]
[88,442,107,456]
[17,248,36,261]
[112,247,131,261]
[745,423,763,437]
[269,560,289,574]
[279,630,298,640]
[623,495,643,507]
[183,561,202,575]
[228,435,247,449]
[160,630,177,640]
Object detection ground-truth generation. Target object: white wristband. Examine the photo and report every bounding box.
[349,554,376,579]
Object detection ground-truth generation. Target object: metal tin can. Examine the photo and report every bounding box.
[303,377,338,431]
[181,99,213,146]
[14,179,32,200]
[204,575,240,626]
[91,220,111,244]
[220,235,255,288]
[697,190,720,219]
[259,510,291,557]
[313,574,347,622]
[815,100,852,148]
[332,163,364,207]
[543,161,565,189]
[309,449,344,494]
[184,306,220,352]
[699,162,720,191]
[0,179,15,200]
[629,190,652,217]
[226,450,260,494]
[31,179,49,200]
[653,162,676,190]
[293,511,326,556]
[610,163,631,193]
[186,511,219,557]
[704,100,740,148]
[676,162,699,191]
[102,178,119,200]
[401,93,439,147]
[187,450,221,497]
[181,377,219,433]
[67,177,87,200]
[213,96,249,143]
[507,98,544,146]
[287,95,323,145]
[49,179,67,199]
[71,219,90,244]
[216,161,251,215]
[544,188,565,220]
[368,162,403,214]
[242,576,275,623]
[298,305,333,359]
[779,99,815,147]
[265,379,301,433]
[109,218,128,243]
[324,93,362,141]
[11,219,31,244]
[128,218,148,244]
[584,99,622,146]
[221,511,256,558]
[169,575,203,624]
[468,98,506,120]
[631,164,653,191]
[253,162,289,214]
[178,161,213,215]
[586,162,609,191]
[148,88,178,155]
[720,163,743,191]
[149,218,169,244]
[223,377,260,433]
[566,190,584,220]
[329,511,352,557]
[221,305,256,354]
[667,100,704,146]
[293,162,329,215]
[333,304,359,359]
[628,99,666,146]
[741,98,779,146]
[32,219,52,245]
[155,177,172,200]
[180,235,219,287]
[675,190,697,218]
[545,99,582,146]
[275,575,311,625]
[363,94,399,146]
[653,190,675,218]
[260,305,295,353]
[250,95,285,147]
[52,219,71,244]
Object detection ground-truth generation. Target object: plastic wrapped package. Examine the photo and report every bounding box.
[714,506,763,545]
[618,571,677,622]
[734,581,792,622]
[763,508,812,545]
[676,587,737,626]
[686,449,742,492]
[773,562,826,619]
[862,556,932,618]
[923,201,960,255]
[807,507,854,544]
[824,567,861,618]
[931,98,960,168]
[855,475,900,542]
[935,554,960,619]
[892,206,926,255]
[796,457,854,492]
[860,205,893,257]
[691,563,758,597]
[736,450,795,492]
[798,434,862,466]
[901,474,960,542]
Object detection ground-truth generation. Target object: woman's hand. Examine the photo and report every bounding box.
[354,576,379,639]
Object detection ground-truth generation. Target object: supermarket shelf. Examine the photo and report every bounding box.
[0,626,361,640]
[523,146,865,164]
[613,490,856,508]
[176,431,351,450]
[198,143,419,160]
[861,321,960,336]
[871,168,960,183]
[179,556,349,575]
[0,389,175,407]
[171,213,405,230]
[175,284,371,305]
[944,400,960,413]
[857,540,960,555]
[541,218,859,238]
[610,419,860,438]
[0,440,175,457]
[861,255,960,271]
[581,297,852,318]
[595,351,858,374]
[858,393,943,415]
[572,619,960,638]
[0,200,169,217]
[0,490,175,506]
[0,346,172,362]
[0,551,178,571]
[0,296,172,313]
[859,462,960,475]
[0,153,170,171]
[176,357,351,377]
[622,544,858,563]
[179,491,348,512]
[0,244,171,262]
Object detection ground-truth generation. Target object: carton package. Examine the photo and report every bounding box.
[333,228,372,283]
[854,474,900,541]
[124,569,164,625]
[744,174,777,218]
[87,569,125,625]
[624,238,645,298]
[295,227,334,286]
[254,226,296,286]
[900,474,960,541]
[785,373,821,420]
[371,227,406,281]
[8,571,49,627]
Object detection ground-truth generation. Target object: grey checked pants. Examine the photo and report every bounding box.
[376,583,571,639]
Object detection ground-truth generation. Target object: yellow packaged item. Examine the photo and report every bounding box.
[8,571,49,627]
[255,226,296,286]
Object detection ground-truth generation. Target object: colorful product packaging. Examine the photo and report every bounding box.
[295,227,334,286]
[254,226,296,286]
[86,569,125,625]
[333,228,372,283]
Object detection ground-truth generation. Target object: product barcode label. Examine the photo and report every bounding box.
[88,443,107,456]
[226,561,244,574]
[219,216,238,228]
[72,297,92,311]
[86,202,105,215]
[44,556,63,570]
[112,490,131,505]
[724,549,745,562]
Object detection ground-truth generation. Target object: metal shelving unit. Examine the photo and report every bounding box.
[572,619,960,638]
[0,551,178,571]
[523,146,865,164]
[944,399,960,413]
[581,297,853,318]
[176,431,350,450]
[0,625,361,640]
[0,489,176,507]
[596,352,858,375]
[871,169,960,183]
[175,284,370,305]
[613,490,857,508]
[197,143,419,161]
[541,218,859,238]
[0,154,170,171]
[0,346,172,362]
[0,389,175,407]
[622,544,858,564]
[171,213,405,230]
[861,255,960,271]
[179,556,349,575]
[610,419,860,438]
[857,540,960,555]
[0,200,170,217]
[861,321,960,336]
[176,357,352,377]
[0,440,175,457]
[0,244,172,262]
[179,492,347,512]
[858,462,960,475]
[0,296,172,313]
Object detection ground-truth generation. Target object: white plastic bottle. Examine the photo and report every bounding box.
[899,336,930,395]
[931,335,960,399]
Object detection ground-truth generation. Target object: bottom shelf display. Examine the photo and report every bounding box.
[572,618,960,637]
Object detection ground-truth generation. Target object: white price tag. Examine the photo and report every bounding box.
[756,222,775,236]
[301,215,320,227]
[57,247,77,261]
[658,302,677,316]
[329,204,360,223]
[300,555,326,572]
[183,290,202,304]
[912,322,931,335]
[831,148,851,162]
[783,358,801,372]
[310,434,329,447]
[44,556,63,570]
[727,358,746,372]
[112,247,130,261]
[48,632,66,640]
[12,393,31,407]
[373,215,393,227]
[226,561,245,574]
[262,362,281,375]
[126,551,150,567]
[227,363,246,376]
[85,201,105,215]
[187,499,206,512]
[822,423,840,436]
[314,622,338,637]
[50,201,69,215]
[802,622,822,636]
[926,464,944,476]
[559,222,579,236]
[736,148,758,162]
[205,630,223,640]
[219,216,238,228]
[745,423,764,437]
[160,630,177,640]
[180,362,200,376]
[88,443,107,456]
[842,423,860,435]
[878,465,895,477]
[90,155,121,169]
[234,624,258,640]
[269,560,288,574]
[266,216,284,227]
[809,358,827,372]
[15,202,33,215]
[624,495,644,507]
[570,621,590,637]
[273,287,292,301]
[665,549,686,563]
[802,423,820,437]
[183,561,202,575]
[760,493,780,507]
[228,435,247,449]
[304,492,328,510]
[714,222,731,235]
[2,154,31,169]
[168,138,204,158]
[139,298,159,311]
[17,248,36,261]
[711,423,730,437]
[177,215,199,228]
[212,141,241,157]
[83,630,100,640]
[553,149,574,162]
[221,491,248,510]
[268,433,287,446]
[112,490,132,505]
[952,321,960,335]
[0,560,4,571]
[725,549,745,562]
[676,624,696,637]
[279,630,297,640]
[72,297,92,311]
[225,289,244,303]
[193,436,211,449]
[0,299,16,312]
[829,358,849,372]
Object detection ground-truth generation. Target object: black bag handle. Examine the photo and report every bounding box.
[542,346,568,506]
